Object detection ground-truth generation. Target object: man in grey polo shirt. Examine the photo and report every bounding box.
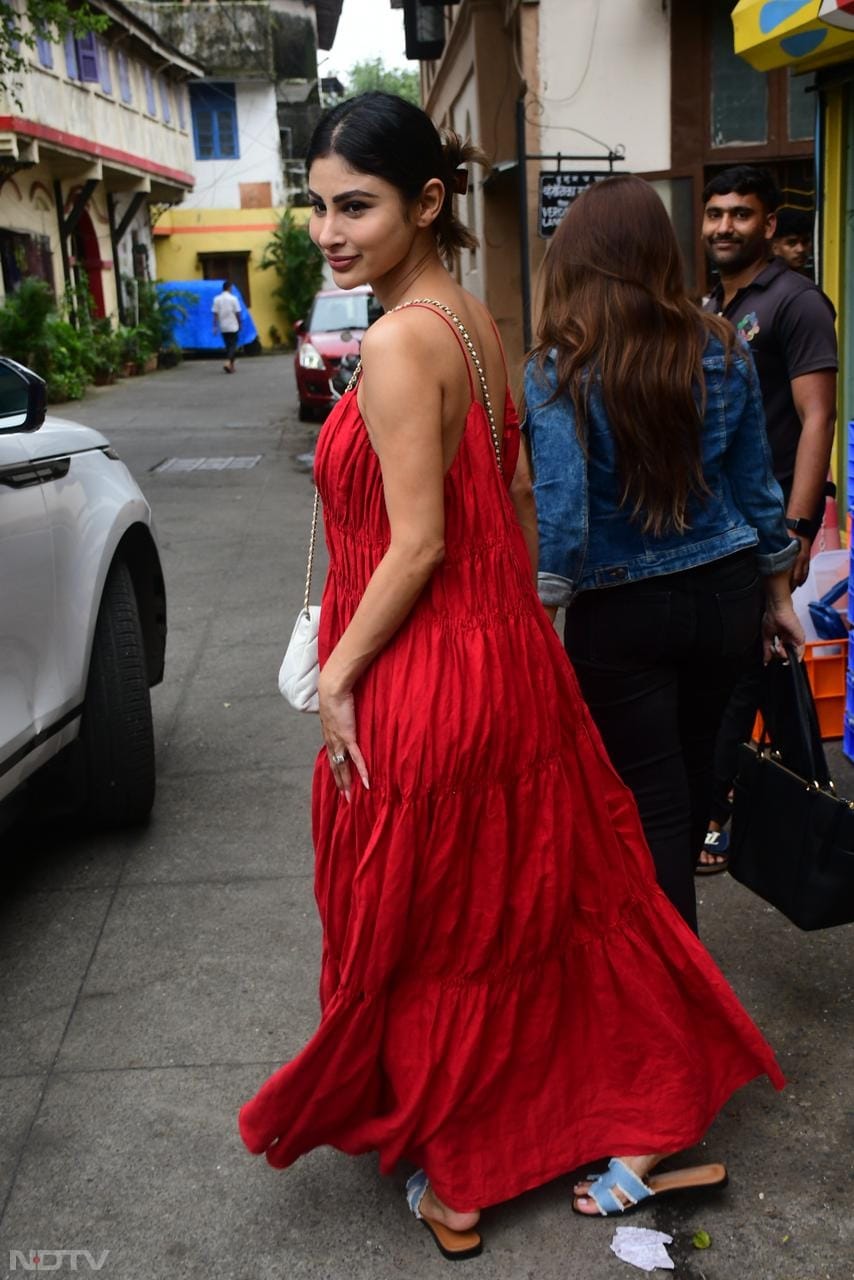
[698,165,837,871]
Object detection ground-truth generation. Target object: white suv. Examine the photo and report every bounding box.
[0,357,165,829]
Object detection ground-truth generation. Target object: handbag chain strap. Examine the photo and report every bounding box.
[302,487,320,617]
[302,297,503,609]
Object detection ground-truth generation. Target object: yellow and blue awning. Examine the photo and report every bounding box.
[733,0,854,71]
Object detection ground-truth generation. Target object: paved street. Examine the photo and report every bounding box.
[1,355,852,1280]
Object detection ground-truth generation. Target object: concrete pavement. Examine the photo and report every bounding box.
[0,355,852,1280]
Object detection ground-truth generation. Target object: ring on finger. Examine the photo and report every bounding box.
[330,751,347,766]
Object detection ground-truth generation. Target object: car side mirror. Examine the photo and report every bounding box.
[0,357,47,433]
[293,319,305,337]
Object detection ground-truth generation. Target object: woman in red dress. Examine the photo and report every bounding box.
[239,92,785,1260]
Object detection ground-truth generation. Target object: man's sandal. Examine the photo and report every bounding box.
[405,1169,483,1261]
[571,1157,729,1217]
[696,828,730,876]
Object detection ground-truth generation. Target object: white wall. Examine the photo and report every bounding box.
[448,71,484,302]
[538,0,670,175]
[2,43,194,183]
[183,82,285,211]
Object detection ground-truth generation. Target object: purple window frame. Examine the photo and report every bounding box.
[76,32,99,82]
[63,31,78,79]
[158,76,172,124]
[36,35,53,68]
[143,66,156,115]
[97,39,112,94]
[117,50,132,104]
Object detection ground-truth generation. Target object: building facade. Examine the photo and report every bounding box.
[405,0,819,372]
[0,0,202,322]
[134,0,342,347]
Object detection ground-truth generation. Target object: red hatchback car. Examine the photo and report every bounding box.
[294,286,382,420]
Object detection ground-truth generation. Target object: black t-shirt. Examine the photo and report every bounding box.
[704,256,837,488]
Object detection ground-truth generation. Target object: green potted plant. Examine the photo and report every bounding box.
[90,318,121,385]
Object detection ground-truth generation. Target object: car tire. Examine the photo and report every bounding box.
[78,560,155,828]
[298,401,313,422]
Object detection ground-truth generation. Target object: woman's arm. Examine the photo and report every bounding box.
[318,319,448,797]
[510,434,538,580]
[722,356,804,659]
[523,359,589,609]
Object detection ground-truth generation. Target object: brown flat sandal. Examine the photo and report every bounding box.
[405,1170,483,1261]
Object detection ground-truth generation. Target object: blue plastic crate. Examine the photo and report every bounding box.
[848,420,854,511]
[845,711,854,764]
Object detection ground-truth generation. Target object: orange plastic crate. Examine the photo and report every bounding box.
[752,638,845,741]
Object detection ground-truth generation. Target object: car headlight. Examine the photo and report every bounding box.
[298,342,326,370]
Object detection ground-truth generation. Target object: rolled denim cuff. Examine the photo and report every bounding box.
[756,536,800,575]
[538,571,575,608]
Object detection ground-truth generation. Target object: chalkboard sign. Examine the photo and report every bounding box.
[538,171,606,238]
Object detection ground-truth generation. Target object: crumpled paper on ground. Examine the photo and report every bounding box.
[610,1226,675,1271]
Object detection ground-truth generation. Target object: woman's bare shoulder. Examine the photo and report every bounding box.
[360,302,462,370]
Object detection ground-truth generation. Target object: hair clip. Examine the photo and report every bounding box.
[452,168,469,196]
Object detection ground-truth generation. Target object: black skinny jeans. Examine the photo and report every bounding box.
[565,550,763,933]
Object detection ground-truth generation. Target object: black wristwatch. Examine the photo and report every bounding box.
[786,516,818,539]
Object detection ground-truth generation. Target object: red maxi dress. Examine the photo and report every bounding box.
[239,306,784,1211]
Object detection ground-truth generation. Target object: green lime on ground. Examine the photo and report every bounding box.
[692,1230,712,1250]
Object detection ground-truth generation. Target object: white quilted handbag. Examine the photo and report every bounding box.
[278,489,321,712]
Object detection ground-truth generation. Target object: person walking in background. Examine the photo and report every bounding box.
[212,279,242,373]
[525,174,804,934]
[240,94,789,1258]
[698,166,837,872]
[771,206,814,275]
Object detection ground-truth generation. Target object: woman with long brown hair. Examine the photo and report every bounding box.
[526,174,803,933]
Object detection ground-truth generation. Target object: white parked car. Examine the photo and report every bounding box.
[0,357,165,829]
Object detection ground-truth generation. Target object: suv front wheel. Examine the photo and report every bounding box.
[78,559,156,827]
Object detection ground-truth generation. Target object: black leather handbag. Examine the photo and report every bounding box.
[729,647,854,930]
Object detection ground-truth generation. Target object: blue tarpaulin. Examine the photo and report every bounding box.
[156,280,258,352]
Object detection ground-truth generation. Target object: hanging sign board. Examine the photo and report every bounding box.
[538,171,606,238]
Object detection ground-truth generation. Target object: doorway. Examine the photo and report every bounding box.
[72,210,106,318]
[198,252,251,304]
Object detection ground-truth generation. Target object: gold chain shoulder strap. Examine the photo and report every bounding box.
[341,297,503,470]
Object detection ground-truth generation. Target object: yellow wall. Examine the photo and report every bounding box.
[821,86,846,503]
[153,206,310,348]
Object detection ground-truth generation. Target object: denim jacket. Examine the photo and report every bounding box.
[524,336,798,608]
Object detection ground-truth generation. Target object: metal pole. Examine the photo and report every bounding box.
[516,91,532,351]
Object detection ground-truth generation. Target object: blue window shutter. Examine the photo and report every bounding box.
[97,40,112,94]
[190,83,239,160]
[64,31,78,79]
[36,36,54,69]
[144,66,156,115]
[117,51,132,104]
[159,77,171,123]
[76,32,99,82]
[216,106,237,158]
[193,105,215,159]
